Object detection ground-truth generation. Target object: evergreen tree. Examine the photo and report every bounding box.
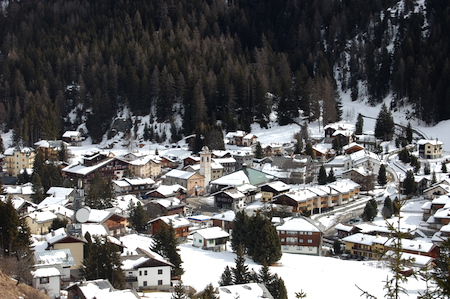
[442,162,448,173]
[381,196,394,219]
[332,137,343,155]
[171,284,188,299]
[333,239,342,255]
[304,142,314,158]
[405,122,413,144]
[374,103,395,141]
[268,274,288,299]
[31,173,45,204]
[50,218,68,231]
[79,235,125,289]
[362,200,376,222]
[378,164,387,186]
[327,168,336,183]
[250,213,282,265]
[232,244,251,285]
[128,202,147,232]
[218,265,233,286]
[0,198,31,257]
[151,224,184,277]
[231,211,250,252]
[255,142,264,159]
[393,198,401,215]
[423,162,431,175]
[431,171,437,185]
[58,142,68,162]
[403,170,416,196]
[294,134,303,155]
[85,172,114,209]
[198,283,219,299]
[430,238,450,297]
[355,113,364,135]
[318,165,327,185]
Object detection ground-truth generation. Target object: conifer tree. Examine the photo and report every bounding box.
[268,274,288,299]
[255,142,264,159]
[198,283,219,299]
[128,201,147,232]
[402,170,416,196]
[405,122,413,144]
[171,284,188,299]
[442,162,448,173]
[31,173,45,204]
[318,165,327,185]
[305,142,314,158]
[327,168,336,183]
[218,265,233,286]
[232,244,251,285]
[378,164,387,186]
[431,171,437,185]
[85,172,114,209]
[374,103,395,141]
[0,198,31,256]
[430,238,450,297]
[355,113,364,135]
[250,213,282,265]
[151,224,184,277]
[381,196,394,219]
[231,211,250,252]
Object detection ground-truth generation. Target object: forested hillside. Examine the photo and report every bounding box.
[0,0,448,147]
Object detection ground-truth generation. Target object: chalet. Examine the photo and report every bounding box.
[427,207,450,230]
[120,154,162,179]
[4,146,35,177]
[160,155,178,169]
[342,233,388,259]
[312,144,335,161]
[276,216,323,255]
[67,279,141,299]
[3,183,34,201]
[263,144,283,157]
[257,155,314,185]
[121,249,173,291]
[32,267,61,299]
[61,152,128,186]
[84,209,128,237]
[423,183,450,199]
[334,223,361,239]
[225,131,254,146]
[260,181,290,202]
[34,249,76,281]
[144,184,187,200]
[62,130,82,146]
[213,157,236,174]
[343,150,381,174]
[112,177,155,196]
[38,187,76,209]
[417,139,443,159]
[233,151,254,170]
[1,194,36,216]
[341,168,374,191]
[183,156,200,167]
[162,169,205,196]
[431,223,450,245]
[327,179,360,205]
[213,188,246,211]
[342,142,365,155]
[211,210,235,233]
[210,166,276,193]
[324,124,355,144]
[192,227,229,252]
[422,195,450,221]
[45,228,87,270]
[272,189,317,214]
[34,140,69,161]
[26,211,58,235]
[148,215,190,240]
[144,197,186,219]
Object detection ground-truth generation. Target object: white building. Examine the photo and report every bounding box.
[32,267,61,299]
[192,227,229,251]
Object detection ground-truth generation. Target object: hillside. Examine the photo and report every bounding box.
[0,0,448,148]
[0,269,49,299]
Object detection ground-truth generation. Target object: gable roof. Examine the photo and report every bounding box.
[163,169,202,180]
[211,167,276,187]
[276,216,321,232]
[193,227,229,239]
[34,249,76,268]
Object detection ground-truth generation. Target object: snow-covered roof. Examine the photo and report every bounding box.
[384,238,435,254]
[82,223,109,237]
[163,169,198,180]
[119,234,154,256]
[35,249,76,268]
[276,217,321,232]
[342,233,386,246]
[278,188,317,203]
[334,223,354,232]
[149,184,187,196]
[222,189,245,199]
[87,209,112,223]
[125,154,160,166]
[218,283,272,299]
[28,211,58,223]
[62,130,81,138]
[33,267,60,278]
[42,205,74,218]
[121,256,149,271]
[434,207,450,219]
[150,214,191,228]
[152,197,183,208]
[46,187,74,198]
[417,139,443,146]
[384,251,433,268]
[211,210,235,222]
[225,131,247,138]
[62,157,116,175]
[431,195,450,205]
[424,184,450,194]
[262,180,290,192]
[45,227,68,244]
[213,157,236,164]
[342,142,364,151]
[211,171,251,186]
[193,227,229,239]
[328,179,360,193]
[38,195,70,209]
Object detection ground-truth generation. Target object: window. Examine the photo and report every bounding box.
[199,239,202,243]
[143,281,147,287]
[283,246,289,250]
[158,280,163,285]
[139,271,142,276]
[309,247,313,251]
[308,232,312,235]
[308,239,312,243]
[297,246,303,251]
[144,270,148,275]
[299,239,303,243]
[158,269,163,275]
[39,277,49,284]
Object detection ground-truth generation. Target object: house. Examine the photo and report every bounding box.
[260,181,290,202]
[343,150,382,174]
[324,123,355,144]
[119,154,161,179]
[148,215,190,239]
[3,182,34,201]
[144,184,187,200]
[162,169,205,196]
[121,249,173,291]
[272,189,318,214]
[62,152,128,186]
[38,187,76,209]
[422,195,450,221]
[334,223,361,239]
[342,142,365,155]
[34,140,69,161]
[34,249,76,282]
[276,216,323,255]
[62,130,82,146]
[183,156,200,167]
[218,283,274,299]
[210,166,276,193]
[342,233,388,259]
[26,211,58,234]
[213,157,236,175]
[1,194,36,216]
[160,155,179,169]
[211,210,235,233]
[427,207,450,230]
[67,279,141,299]
[312,143,335,161]
[417,139,443,159]
[45,228,87,271]
[256,155,315,185]
[192,227,229,252]
[213,188,246,211]
[32,267,61,299]
[341,168,374,191]
[4,146,35,177]
[144,197,186,219]
[112,177,155,196]
[84,209,128,236]
[233,151,254,170]
[431,223,450,245]
[225,131,247,146]
[423,183,450,199]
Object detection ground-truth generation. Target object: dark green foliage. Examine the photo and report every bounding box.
[374,103,395,141]
[355,113,364,135]
[431,171,437,185]
[255,142,264,159]
[31,173,45,204]
[85,172,114,209]
[50,218,68,231]
[382,196,394,219]
[431,238,450,297]
[402,170,416,196]
[79,235,125,289]
[198,283,219,299]
[304,142,314,158]
[231,211,250,252]
[58,142,69,162]
[333,239,342,255]
[171,284,188,299]
[32,151,63,193]
[405,123,413,144]
[442,162,448,174]
[0,199,31,257]
[327,168,336,183]
[378,164,387,186]
[268,274,288,299]
[128,202,147,233]
[218,266,233,286]
[151,224,184,277]
[423,162,431,176]
[362,199,377,222]
[398,148,411,164]
[232,244,251,285]
[393,198,401,215]
[318,165,327,185]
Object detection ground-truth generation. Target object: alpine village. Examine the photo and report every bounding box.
[0,1,449,299]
